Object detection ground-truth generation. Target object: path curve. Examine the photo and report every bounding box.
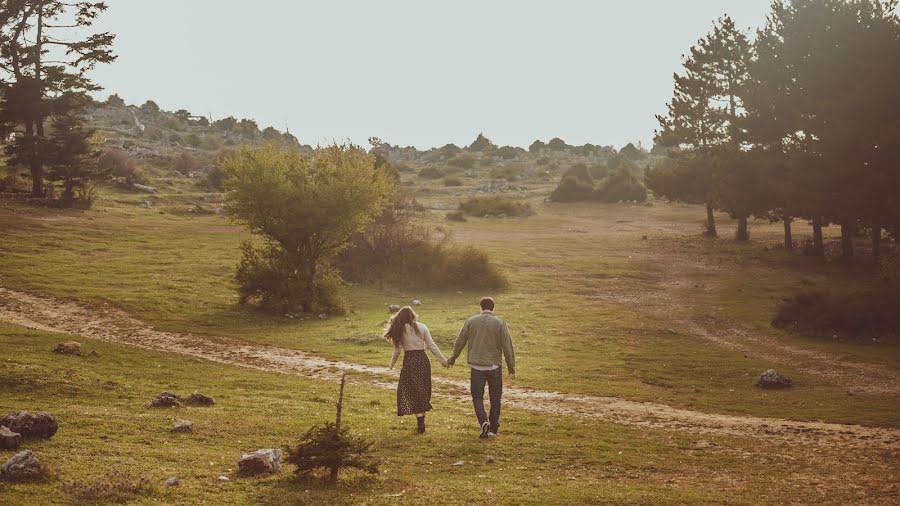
[1,287,898,450]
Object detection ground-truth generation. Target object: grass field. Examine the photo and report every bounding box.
[1,186,897,426]
[1,180,898,504]
[1,325,896,505]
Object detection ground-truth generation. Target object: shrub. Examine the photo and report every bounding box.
[458,196,533,217]
[65,470,153,502]
[593,168,647,203]
[446,211,467,222]
[418,167,443,179]
[589,163,609,180]
[447,152,476,169]
[489,164,525,181]
[550,176,594,202]
[236,241,346,314]
[772,288,900,339]
[336,198,506,290]
[562,163,593,185]
[442,245,508,290]
[173,153,200,176]
[443,177,462,187]
[286,422,378,483]
[99,149,137,183]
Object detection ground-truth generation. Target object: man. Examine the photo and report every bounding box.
[448,297,516,438]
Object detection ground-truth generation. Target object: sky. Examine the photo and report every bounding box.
[90,1,772,150]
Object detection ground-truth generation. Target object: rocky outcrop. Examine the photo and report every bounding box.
[0,426,21,450]
[172,419,193,433]
[185,392,215,406]
[53,341,82,355]
[150,392,181,408]
[0,412,58,440]
[756,369,793,389]
[0,450,45,482]
[237,449,282,476]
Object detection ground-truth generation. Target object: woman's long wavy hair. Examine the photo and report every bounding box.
[384,306,420,346]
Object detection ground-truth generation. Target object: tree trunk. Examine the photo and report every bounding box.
[328,373,346,485]
[811,216,825,256]
[705,203,718,237]
[736,215,750,242]
[783,217,793,251]
[31,2,46,197]
[25,120,43,196]
[872,219,882,265]
[840,219,855,260]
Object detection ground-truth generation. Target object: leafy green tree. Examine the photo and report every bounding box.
[222,144,394,313]
[0,0,115,196]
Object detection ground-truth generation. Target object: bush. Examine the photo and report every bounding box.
[458,196,533,217]
[286,422,378,483]
[589,163,609,180]
[65,470,153,502]
[446,211,467,222]
[447,152,476,169]
[550,176,594,202]
[443,177,462,187]
[593,168,647,203]
[99,149,137,183]
[173,153,200,176]
[336,198,506,290]
[772,288,900,340]
[442,245,508,290]
[418,167,443,179]
[489,164,525,181]
[236,241,346,314]
[562,163,593,185]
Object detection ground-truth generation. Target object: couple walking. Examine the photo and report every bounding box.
[385,297,516,437]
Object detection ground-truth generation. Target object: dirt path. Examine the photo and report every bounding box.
[1,286,898,450]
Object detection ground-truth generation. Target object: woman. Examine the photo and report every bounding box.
[385,306,448,434]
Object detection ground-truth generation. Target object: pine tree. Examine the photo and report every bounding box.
[654,20,729,237]
[45,104,107,208]
[0,1,115,196]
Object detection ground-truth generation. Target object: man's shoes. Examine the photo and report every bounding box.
[417,416,426,435]
[479,421,490,438]
[485,431,498,438]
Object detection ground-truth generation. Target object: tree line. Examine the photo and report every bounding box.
[648,0,900,262]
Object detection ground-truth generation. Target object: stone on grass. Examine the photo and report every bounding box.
[756,369,793,389]
[412,299,422,306]
[0,450,45,482]
[237,449,282,476]
[0,425,21,450]
[0,411,58,440]
[218,475,230,482]
[486,455,495,464]
[150,392,181,408]
[388,304,401,313]
[164,476,179,487]
[172,419,193,433]
[185,392,215,406]
[53,341,82,355]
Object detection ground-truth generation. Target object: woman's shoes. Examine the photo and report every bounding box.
[416,416,426,435]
